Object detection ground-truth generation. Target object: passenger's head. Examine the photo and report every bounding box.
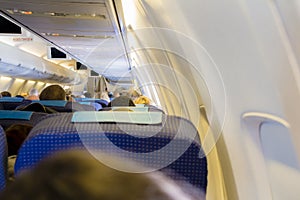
[1,91,11,97]
[27,88,39,100]
[113,90,120,98]
[134,95,151,105]
[83,92,92,98]
[0,150,198,200]
[65,89,72,96]
[130,90,141,101]
[66,94,75,102]
[108,96,135,107]
[39,85,66,100]
[5,124,33,156]
[29,88,39,96]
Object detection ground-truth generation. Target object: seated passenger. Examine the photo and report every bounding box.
[15,95,24,99]
[130,89,141,102]
[1,91,11,97]
[134,95,152,105]
[83,92,92,98]
[5,124,33,156]
[5,124,33,182]
[27,88,39,100]
[16,102,57,114]
[39,85,66,100]
[108,96,135,107]
[108,91,113,100]
[66,95,76,102]
[100,92,110,102]
[112,90,121,99]
[65,90,75,102]
[0,150,202,200]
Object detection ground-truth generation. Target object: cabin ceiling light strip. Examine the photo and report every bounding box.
[41,32,113,39]
[6,9,106,19]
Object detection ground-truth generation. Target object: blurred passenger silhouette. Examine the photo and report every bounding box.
[0,150,202,200]
[27,88,39,100]
[108,96,135,107]
[134,95,152,105]
[1,91,11,97]
[5,124,33,156]
[39,85,66,100]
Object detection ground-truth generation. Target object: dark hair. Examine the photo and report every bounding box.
[0,151,197,200]
[84,92,92,98]
[39,85,66,100]
[108,96,135,107]
[5,124,33,156]
[1,91,11,97]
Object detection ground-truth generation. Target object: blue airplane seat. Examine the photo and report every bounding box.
[32,101,94,112]
[15,112,207,192]
[0,99,31,110]
[0,125,7,191]
[0,110,48,130]
[77,98,109,108]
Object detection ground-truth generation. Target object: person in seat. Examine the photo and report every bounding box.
[27,88,39,100]
[0,150,203,200]
[39,85,66,100]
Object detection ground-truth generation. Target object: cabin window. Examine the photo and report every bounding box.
[260,122,300,199]
[260,122,298,169]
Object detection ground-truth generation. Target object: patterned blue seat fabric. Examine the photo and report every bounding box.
[0,125,7,191]
[76,98,109,108]
[15,112,207,191]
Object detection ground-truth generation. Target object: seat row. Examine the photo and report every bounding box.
[0,97,164,113]
[0,110,207,193]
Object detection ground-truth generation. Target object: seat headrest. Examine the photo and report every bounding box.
[72,111,162,124]
[111,106,149,112]
[135,104,145,107]
[32,100,67,107]
[0,97,23,102]
[0,110,33,120]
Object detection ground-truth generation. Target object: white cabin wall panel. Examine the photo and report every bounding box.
[274,0,300,69]
[35,82,47,93]
[121,0,300,199]
[261,0,300,159]
[0,77,45,96]
[8,78,25,96]
[19,80,36,95]
[0,77,13,92]
[122,1,227,199]
[129,47,177,112]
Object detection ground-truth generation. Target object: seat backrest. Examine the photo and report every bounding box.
[32,100,94,112]
[0,125,7,191]
[15,112,207,191]
[0,110,48,130]
[147,105,166,113]
[78,102,102,111]
[76,98,108,108]
[0,99,31,110]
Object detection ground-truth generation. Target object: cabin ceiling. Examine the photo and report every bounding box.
[0,0,130,80]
